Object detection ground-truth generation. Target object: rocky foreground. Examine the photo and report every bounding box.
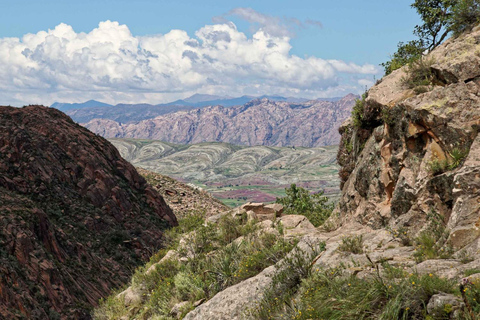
[96,26,480,319]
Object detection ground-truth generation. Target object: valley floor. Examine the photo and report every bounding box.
[110,139,340,207]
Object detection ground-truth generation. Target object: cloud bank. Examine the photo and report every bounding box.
[0,18,379,105]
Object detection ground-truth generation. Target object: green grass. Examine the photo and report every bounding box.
[94,211,297,320]
[338,235,364,254]
[251,240,326,319]
[401,56,436,93]
[284,267,457,320]
[252,262,468,320]
[465,269,480,277]
[413,209,453,263]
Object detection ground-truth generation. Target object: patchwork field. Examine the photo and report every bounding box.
[110,139,340,207]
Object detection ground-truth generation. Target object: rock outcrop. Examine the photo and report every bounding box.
[333,26,480,252]
[0,105,176,319]
[84,95,357,147]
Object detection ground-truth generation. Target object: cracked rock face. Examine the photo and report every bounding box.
[332,27,480,249]
[0,105,176,319]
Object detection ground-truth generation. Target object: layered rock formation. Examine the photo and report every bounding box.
[0,106,176,319]
[334,26,480,251]
[83,95,357,147]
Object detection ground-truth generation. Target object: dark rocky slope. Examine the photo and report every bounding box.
[0,106,176,319]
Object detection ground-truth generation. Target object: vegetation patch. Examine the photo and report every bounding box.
[401,56,436,93]
[276,184,334,227]
[94,211,297,320]
[413,209,453,262]
[382,0,480,74]
[427,146,468,175]
[251,241,326,319]
[280,267,456,320]
[338,235,364,254]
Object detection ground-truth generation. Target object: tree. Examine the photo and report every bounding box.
[411,0,457,51]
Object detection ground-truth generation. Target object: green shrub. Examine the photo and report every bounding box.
[93,292,129,320]
[252,241,326,319]
[276,184,334,227]
[448,147,468,169]
[338,235,364,254]
[351,93,367,129]
[401,56,436,91]
[96,208,298,320]
[427,158,449,175]
[381,40,425,75]
[387,226,413,246]
[427,147,468,175]
[174,271,204,301]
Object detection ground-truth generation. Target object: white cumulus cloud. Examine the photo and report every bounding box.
[0,20,380,106]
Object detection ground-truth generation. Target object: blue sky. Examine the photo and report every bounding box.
[0,0,420,105]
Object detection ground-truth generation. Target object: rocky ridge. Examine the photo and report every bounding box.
[83,95,357,147]
[0,106,176,319]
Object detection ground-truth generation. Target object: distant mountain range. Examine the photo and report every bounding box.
[50,99,113,111]
[84,94,358,147]
[51,94,345,123]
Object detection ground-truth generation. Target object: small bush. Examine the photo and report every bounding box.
[401,56,436,91]
[381,40,424,75]
[276,184,334,227]
[252,240,326,319]
[285,267,456,320]
[338,235,364,254]
[174,271,204,301]
[428,147,468,175]
[427,158,449,175]
[387,226,412,246]
[351,93,367,129]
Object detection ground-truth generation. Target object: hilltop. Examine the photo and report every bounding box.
[84,95,357,147]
